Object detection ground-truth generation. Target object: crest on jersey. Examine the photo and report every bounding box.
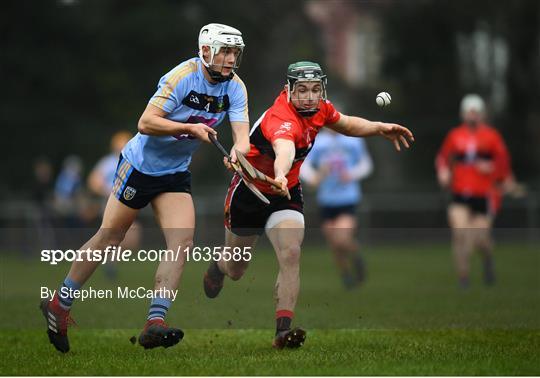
[123,186,136,201]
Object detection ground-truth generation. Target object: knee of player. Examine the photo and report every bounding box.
[334,237,352,250]
[96,228,126,248]
[182,239,194,250]
[154,273,168,286]
[280,245,302,266]
[170,239,194,254]
[452,227,469,241]
[476,231,493,248]
[174,241,194,264]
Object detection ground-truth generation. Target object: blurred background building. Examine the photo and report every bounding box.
[1,0,538,232]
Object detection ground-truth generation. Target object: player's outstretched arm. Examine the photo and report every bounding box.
[271,139,295,197]
[327,113,414,151]
[226,121,250,171]
[138,104,216,143]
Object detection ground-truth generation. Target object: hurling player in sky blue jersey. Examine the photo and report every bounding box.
[87,131,141,281]
[40,23,250,353]
[301,128,373,289]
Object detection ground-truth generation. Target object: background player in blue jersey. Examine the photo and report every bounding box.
[88,131,133,200]
[40,23,250,352]
[300,128,373,289]
[88,130,141,281]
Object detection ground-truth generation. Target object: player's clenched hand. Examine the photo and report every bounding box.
[437,167,451,189]
[378,123,415,151]
[224,149,239,172]
[232,141,250,157]
[188,123,217,144]
[272,174,291,199]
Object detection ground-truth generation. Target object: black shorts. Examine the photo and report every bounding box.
[320,204,357,221]
[451,193,490,215]
[224,174,304,236]
[111,155,192,209]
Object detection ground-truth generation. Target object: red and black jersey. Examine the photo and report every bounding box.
[246,90,341,194]
[435,123,511,197]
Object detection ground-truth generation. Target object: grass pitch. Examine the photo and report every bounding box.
[0,241,539,375]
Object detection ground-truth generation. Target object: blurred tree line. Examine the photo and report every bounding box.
[1,0,538,197]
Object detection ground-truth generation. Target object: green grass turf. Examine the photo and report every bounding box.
[1,329,538,375]
[0,241,539,375]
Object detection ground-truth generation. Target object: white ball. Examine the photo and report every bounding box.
[376,92,391,107]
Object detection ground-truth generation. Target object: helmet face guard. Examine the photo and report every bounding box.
[198,23,245,82]
[286,61,327,117]
[203,45,243,82]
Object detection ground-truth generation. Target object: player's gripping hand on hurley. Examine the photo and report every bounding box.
[272,174,291,198]
[224,143,250,172]
[188,123,217,144]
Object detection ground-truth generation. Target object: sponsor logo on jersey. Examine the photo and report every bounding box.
[189,94,200,104]
[280,122,292,130]
[182,90,230,113]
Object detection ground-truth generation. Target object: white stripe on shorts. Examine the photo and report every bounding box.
[265,209,304,231]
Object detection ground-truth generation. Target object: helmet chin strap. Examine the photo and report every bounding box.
[204,65,234,82]
[296,108,319,117]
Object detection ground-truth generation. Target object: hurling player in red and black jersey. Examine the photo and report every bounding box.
[204,61,414,348]
[436,94,523,289]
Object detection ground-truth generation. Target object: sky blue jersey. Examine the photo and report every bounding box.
[93,153,118,192]
[304,132,372,207]
[122,57,249,176]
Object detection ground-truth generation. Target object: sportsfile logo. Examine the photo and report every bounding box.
[40,246,252,265]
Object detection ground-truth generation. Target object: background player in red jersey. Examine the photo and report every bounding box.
[203,61,414,348]
[435,94,523,288]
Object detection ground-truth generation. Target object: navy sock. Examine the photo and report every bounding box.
[57,277,82,311]
[275,310,294,334]
[147,297,171,321]
[483,257,496,285]
[352,254,366,283]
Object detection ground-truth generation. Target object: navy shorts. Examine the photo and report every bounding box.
[451,193,490,215]
[224,174,304,236]
[320,204,357,221]
[112,155,192,209]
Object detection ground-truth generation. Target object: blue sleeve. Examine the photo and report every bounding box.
[306,141,322,168]
[227,76,249,123]
[149,67,192,114]
[353,138,366,164]
[94,156,110,176]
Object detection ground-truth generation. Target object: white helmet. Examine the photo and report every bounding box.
[198,23,245,81]
[460,94,486,116]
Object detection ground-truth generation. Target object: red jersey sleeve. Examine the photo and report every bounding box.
[261,114,299,144]
[491,130,512,181]
[435,129,455,171]
[323,100,341,124]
